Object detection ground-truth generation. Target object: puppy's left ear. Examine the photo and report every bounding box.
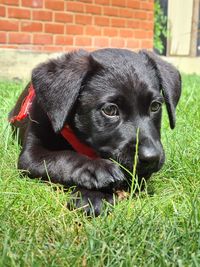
[140,50,182,129]
[32,50,101,133]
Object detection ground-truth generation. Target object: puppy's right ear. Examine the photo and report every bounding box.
[32,50,101,133]
[140,50,181,129]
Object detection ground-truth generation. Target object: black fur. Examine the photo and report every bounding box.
[9,48,181,216]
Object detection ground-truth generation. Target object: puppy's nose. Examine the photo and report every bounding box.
[139,146,160,168]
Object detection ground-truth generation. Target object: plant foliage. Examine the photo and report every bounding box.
[154,0,167,54]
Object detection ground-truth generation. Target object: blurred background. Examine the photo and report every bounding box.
[0,0,200,80]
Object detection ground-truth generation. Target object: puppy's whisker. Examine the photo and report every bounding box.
[28,113,39,124]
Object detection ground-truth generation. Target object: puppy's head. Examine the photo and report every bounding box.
[32,49,181,182]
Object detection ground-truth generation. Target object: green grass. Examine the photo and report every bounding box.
[0,75,200,267]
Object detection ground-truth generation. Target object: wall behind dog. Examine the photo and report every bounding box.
[0,0,154,52]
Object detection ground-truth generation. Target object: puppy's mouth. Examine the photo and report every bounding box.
[98,148,164,181]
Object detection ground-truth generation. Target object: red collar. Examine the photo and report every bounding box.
[60,126,98,159]
[9,84,36,123]
[9,84,98,159]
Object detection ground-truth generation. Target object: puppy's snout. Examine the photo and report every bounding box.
[139,146,160,169]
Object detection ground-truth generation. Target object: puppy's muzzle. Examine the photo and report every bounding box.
[102,141,164,179]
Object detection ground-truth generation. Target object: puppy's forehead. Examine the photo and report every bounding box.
[89,49,159,97]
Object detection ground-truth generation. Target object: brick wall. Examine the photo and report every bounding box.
[0,0,154,52]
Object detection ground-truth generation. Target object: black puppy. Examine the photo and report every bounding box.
[9,48,181,215]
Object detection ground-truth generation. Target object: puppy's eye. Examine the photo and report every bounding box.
[101,104,119,117]
[150,101,162,112]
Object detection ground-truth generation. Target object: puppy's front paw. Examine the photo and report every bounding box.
[67,188,114,216]
[72,159,125,189]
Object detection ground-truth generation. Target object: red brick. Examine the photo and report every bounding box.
[147,31,153,38]
[126,20,140,28]
[127,0,141,9]
[85,26,101,36]
[79,0,93,2]
[111,0,126,7]
[21,21,43,32]
[135,11,148,20]
[36,45,47,51]
[0,19,19,31]
[110,38,125,47]
[119,8,133,18]
[94,37,109,47]
[0,6,6,16]
[85,4,102,15]
[111,18,126,27]
[141,2,154,10]
[0,32,6,43]
[32,10,52,21]
[16,44,33,50]
[75,36,92,46]
[134,30,148,39]
[147,12,154,20]
[66,25,84,35]
[45,23,64,34]
[45,0,64,11]
[1,0,19,5]
[55,35,73,45]
[103,7,119,16]
[43,45,64,52]
[8,7,31,19]
[9,32,31,44]
[66,2,84,13]
[0,44,18,49]
[55,12,73,23]
[126,39,140,49]
[63,46,75,52]
[139,21,153,30]
[22,0,43,8]
[120,29,134,38]
[95,0,110,5]
[33,33,53,44]
[103,27,118,37]
[75,14,92,25]
[140,39,153,49]
[94,16,109,26]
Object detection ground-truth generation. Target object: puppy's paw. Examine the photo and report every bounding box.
[67,188,114,216]
[72,159,125,189]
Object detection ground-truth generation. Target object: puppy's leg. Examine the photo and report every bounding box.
[18,132,125,190]
[67,187,114,216]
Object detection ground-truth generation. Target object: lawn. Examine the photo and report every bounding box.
[0,75,200,267]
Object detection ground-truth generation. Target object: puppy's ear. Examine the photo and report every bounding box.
[32,50,101,133]
[140,50,182,129]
